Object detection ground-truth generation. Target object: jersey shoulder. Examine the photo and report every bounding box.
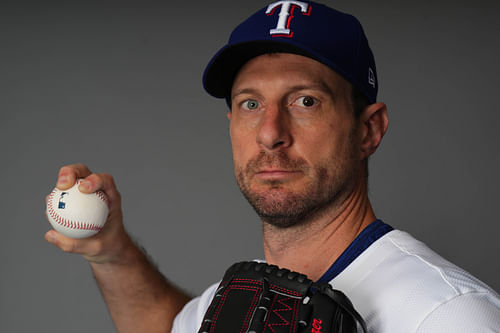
[333,230,500,332]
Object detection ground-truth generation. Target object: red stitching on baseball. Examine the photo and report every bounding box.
[95,190,109,206]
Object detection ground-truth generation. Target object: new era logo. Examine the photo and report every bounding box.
[368,67,376,88]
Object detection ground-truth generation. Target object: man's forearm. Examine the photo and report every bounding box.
[90,240,191,333]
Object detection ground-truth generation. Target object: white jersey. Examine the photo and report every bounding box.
[172,227,500,332]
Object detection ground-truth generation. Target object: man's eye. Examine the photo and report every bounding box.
[295,96,317,107]
[242,99,260,110]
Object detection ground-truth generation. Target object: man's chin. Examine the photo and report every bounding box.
[247,187,300,207]
[243,189,317,228]
[249,180,301,194]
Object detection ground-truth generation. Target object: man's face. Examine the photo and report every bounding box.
[229,53,363,228]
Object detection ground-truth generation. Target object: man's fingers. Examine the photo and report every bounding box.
[56,164,92,190]
[45,230,78,253]
[98,173,121,205]
[78,173,102,194]
[76,173,121,206]
[55,165,119,204]
[45,230,99,256]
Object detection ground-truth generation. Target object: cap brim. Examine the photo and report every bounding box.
[202,41,317,99]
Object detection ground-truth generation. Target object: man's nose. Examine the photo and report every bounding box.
[256,105,292,150]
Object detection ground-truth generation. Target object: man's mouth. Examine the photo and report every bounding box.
[254,169,302,181]
[244,151,309,183]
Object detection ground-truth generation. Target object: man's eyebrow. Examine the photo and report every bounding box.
[284,81,341,102]
[288,81,336,97]
[231,88,260,99]
[231,81,339,101]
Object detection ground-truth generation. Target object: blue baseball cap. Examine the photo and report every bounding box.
[202,0,378,104]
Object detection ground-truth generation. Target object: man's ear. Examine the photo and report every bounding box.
[359,102,388,159]
[227,111,232,120]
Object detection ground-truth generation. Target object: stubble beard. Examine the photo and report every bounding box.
[235,145,359,229]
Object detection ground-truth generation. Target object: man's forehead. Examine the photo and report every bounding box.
[231,53,350,98]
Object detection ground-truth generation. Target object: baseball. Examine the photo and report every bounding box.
[46,179,109,239]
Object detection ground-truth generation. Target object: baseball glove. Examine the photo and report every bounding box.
[198,261,367,333]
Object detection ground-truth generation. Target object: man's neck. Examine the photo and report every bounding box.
[262,179,375,281]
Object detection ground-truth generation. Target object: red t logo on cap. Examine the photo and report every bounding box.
[266,1,311,37]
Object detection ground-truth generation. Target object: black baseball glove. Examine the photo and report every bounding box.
[198,261,367,333]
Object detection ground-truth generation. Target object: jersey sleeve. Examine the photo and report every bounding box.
[416,292,500,332]
[171,282,219,333]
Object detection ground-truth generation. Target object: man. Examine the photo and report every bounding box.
[45,1,500,332]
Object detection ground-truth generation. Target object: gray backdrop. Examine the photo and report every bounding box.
[1,1,499,332]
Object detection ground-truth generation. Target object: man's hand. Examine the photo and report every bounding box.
[45,163,131,264]
[45,164,191,333]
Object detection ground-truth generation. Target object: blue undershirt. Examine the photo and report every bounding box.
[316,219,393,283]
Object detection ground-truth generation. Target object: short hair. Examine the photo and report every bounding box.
[351,85,370,118]
[349,84,371,179]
